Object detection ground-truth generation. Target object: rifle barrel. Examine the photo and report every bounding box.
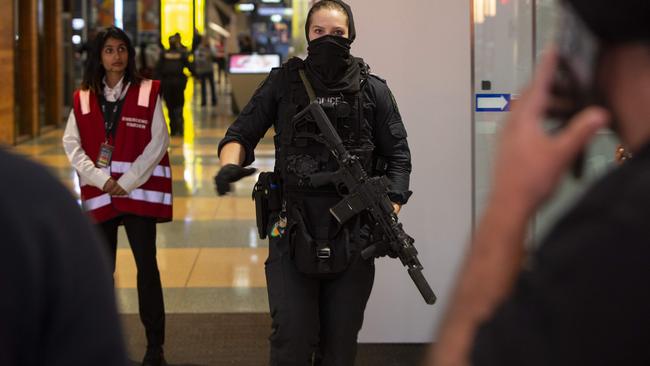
[408,268,437,305]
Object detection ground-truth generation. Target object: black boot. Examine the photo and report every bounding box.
[142,346,167,366]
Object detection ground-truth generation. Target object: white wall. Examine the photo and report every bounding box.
[348,0,473,343]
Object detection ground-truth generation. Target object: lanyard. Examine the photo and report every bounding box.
[98,83,130,142]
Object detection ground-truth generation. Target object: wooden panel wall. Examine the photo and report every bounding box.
[44,0,64,128]
[0,0,15,144]
[18,0,39,138]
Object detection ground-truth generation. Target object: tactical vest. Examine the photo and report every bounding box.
[275,57,375,276]
[160,49,188,78]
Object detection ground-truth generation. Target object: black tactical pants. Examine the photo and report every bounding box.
[161,77,187,136]
[168,107,184,136]
[266,235,375,366]
[98,215,165,349]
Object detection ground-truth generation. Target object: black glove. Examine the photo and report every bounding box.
[214,164,257,196]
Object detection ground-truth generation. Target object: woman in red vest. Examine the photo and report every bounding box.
[62,27,172,366]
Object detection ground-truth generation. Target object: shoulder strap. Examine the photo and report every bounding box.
[138,79,153,108]
[356,57,370,81]
[298,69,317,103]
[79,90,91,115]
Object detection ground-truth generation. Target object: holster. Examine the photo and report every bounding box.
[252,172,282,239]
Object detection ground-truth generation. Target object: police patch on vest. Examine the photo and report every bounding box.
[316,96,343,105]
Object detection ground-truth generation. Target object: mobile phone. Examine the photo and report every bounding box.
[547,1,600,177]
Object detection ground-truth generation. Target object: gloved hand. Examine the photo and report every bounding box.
[214,164,257,196]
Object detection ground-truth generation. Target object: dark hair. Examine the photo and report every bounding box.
[566,0,650,43]
[306,0,349,36]
[81,26,142,93]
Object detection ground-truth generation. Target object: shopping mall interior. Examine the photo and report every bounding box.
[0,0,625,365]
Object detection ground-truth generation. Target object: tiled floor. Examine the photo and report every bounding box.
[12,80,274,314]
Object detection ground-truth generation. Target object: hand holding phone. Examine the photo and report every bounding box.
[546,2,601,177]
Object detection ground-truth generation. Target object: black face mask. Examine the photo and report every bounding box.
[306,35,353,85]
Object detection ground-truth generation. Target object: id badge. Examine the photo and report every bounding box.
[97,143,114,168]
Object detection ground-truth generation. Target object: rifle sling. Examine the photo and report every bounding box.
[298,69,317,103]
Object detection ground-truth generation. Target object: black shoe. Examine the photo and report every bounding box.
[142,347,167,366]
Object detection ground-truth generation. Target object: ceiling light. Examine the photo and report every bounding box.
[237,3,255,12]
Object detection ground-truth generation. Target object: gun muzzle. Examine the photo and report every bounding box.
[408,268,437,305]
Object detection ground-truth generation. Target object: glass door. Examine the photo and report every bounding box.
[472,0,620,243]
[472,0,535,220]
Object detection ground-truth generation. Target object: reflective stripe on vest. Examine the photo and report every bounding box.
[129,188,173,206]
[79,80,152,115]
[83,193,112,211]
[138,79,153,108]
[80,90,91,115]
[81,188,172,212]
[110,161,172,179]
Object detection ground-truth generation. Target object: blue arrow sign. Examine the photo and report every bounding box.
[476,94,511,112]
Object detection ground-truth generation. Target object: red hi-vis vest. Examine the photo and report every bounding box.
[73,79,173,223]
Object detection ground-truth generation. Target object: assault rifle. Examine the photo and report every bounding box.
[292,102,436,305]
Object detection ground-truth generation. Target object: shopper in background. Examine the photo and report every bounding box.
[156,33,193,136]
[193,34,218,107]
[238,34,254,53]
[139,35,161,79]
[215,36,228,86]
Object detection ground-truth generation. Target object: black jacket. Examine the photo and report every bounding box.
[218,63,413,204]
[0,148,126,366]
[472,142,650,366]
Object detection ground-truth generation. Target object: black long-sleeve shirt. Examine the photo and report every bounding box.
[218,66,413,204]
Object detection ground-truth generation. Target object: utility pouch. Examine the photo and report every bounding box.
[253,172,282,239]
[288,197,356,278]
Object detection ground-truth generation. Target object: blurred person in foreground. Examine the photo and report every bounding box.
[0,148,127,366]
[431,1,650,365]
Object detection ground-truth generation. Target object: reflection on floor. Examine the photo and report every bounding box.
[12,81,275,314]
[121,313,426,366]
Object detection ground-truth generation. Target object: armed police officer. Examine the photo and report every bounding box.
[214,1,412,365]
[156,33,192,136]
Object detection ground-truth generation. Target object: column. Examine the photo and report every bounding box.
[0,0,15,144]
[17,0,39,138]
[43,0,64,128]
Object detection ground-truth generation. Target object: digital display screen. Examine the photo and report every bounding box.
[229,54,282,74]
